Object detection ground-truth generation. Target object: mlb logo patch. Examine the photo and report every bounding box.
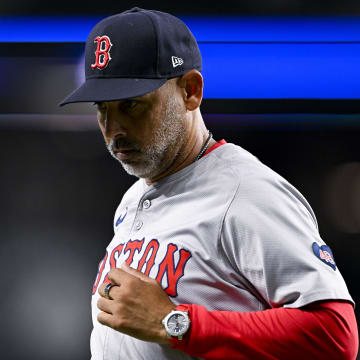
[312,242,336,271]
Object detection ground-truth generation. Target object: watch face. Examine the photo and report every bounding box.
[167,313,188,336]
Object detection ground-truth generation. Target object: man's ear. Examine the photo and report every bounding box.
[178,69,203,111]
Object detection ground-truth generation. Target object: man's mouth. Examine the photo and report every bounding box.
[108,138,141,161]
[114,148,139,161]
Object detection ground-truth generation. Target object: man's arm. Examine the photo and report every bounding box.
[96,264,358,360]
[171,300,358,360]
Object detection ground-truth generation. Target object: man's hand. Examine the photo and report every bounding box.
[97,262,176,344]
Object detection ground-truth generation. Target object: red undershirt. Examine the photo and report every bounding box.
[170,139,359,359]
[171,301,358,359]
[202,139,227,158]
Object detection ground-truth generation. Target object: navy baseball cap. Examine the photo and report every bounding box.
[59,7,202,106]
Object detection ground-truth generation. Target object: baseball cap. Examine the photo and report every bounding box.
[59,7,202,106]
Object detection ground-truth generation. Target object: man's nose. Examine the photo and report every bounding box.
[103,106,127,139]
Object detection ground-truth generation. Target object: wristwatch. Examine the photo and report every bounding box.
[162,309,191,340]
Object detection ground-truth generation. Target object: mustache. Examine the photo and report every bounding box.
[108,137,140,152]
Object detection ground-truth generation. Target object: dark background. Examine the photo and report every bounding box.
[3,0,360,14]
[1,1,360,359]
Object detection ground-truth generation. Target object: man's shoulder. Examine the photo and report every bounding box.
[208,142,275,181]
[212,143,308,206]
[216,143,318,229]
[190,142,286,203]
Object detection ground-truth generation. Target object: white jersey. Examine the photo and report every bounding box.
[90,142,353,360]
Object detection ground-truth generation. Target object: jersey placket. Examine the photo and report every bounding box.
[129,189,156,238]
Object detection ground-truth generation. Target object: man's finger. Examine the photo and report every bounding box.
[119,261,151,282]
[97,297,113,314]
[107,265,147,286]
[98,282,120,299]
[97,311,114,328]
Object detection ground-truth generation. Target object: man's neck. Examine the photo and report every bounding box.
[145,130,217,186]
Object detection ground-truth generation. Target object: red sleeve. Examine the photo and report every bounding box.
[170,301,358,360]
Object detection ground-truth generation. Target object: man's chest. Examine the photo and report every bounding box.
[92,191,226,300]
[92,182,263,314]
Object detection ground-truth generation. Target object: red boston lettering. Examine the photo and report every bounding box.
[137,239,160,276]
[92,239,192,298]
[124,238,145,265]
[103,243,125,283]
[156,243,192,297]
[92,251,108,295]
[91,35,113,70]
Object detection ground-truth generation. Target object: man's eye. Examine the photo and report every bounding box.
[123,100,138,109]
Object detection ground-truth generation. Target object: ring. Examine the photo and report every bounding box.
[104,282,117,300]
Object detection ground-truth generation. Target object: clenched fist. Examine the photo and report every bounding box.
[97,262,176,343]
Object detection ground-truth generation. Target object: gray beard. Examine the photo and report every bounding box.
[107,94,185,179]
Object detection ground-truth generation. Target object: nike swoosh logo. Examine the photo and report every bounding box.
[116,207,127,226]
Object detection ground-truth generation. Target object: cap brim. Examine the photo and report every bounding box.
[59,77,168,106]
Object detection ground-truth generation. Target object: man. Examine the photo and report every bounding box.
[60,7,358,360]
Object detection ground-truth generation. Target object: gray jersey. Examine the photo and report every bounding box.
[90,142,353,360]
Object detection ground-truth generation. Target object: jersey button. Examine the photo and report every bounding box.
[135,220,143,230]
[143,199,151,209]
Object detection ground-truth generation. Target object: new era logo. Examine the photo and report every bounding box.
[172,56,184,68]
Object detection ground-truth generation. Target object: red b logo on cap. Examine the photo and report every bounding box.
[91,35,113,70]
